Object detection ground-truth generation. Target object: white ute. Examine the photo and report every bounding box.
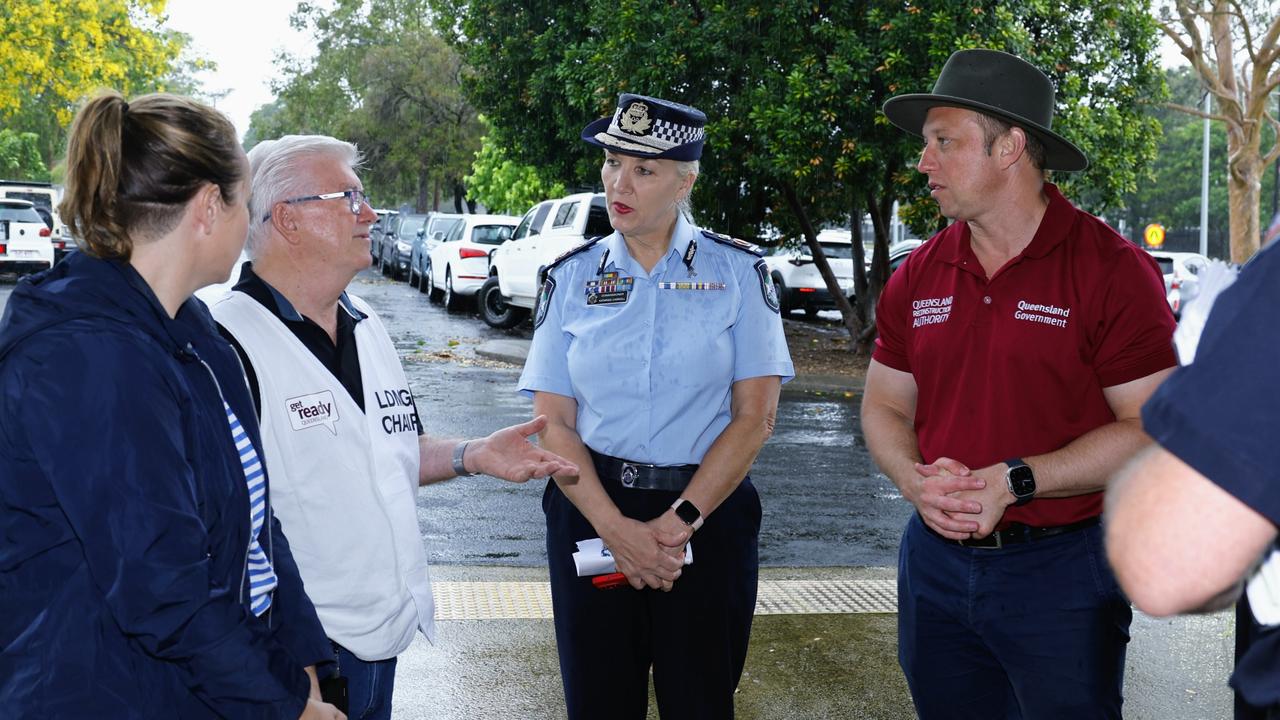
[479,192,614,328]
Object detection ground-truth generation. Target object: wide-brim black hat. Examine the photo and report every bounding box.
[882,49,1087,172]
[581,93,706,161]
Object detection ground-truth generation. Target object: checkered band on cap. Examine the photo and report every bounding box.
[584,94,707,160]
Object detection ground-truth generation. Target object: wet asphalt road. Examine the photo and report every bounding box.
[354,267,906,568]
[0,268,907,568]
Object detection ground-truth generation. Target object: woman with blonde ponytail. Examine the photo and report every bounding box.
[0,92,344,720]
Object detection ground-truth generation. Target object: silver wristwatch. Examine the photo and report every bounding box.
[452,441,478,477]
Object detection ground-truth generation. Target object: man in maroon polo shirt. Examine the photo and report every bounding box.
[863,49,1177,719]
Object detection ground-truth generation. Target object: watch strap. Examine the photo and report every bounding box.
[452,441,478,477]
[671,498,704,531]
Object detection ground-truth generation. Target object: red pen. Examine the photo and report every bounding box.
[591,572,629,590]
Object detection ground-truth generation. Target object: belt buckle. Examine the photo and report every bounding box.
[620,463,639,487]
[961,530,1002,549]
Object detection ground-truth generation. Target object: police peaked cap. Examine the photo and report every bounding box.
[881,49,1088,172]
[581,93,706,161]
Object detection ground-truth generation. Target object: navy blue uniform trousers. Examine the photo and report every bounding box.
[898,513,1131,719]
[543,463,761,720]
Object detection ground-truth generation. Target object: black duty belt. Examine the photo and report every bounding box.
[926,516,1100,550]
[590,450,698,492]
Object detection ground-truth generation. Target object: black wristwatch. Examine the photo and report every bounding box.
[1004,458,1036,506]
[671,498,704,530]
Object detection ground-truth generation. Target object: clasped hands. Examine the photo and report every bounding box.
[910,457,1014,541]
[602,509,691,592]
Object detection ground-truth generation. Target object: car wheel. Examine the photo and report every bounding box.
[444,267,466,312]
[415,262,429,293]
[478,276,527,329]
[425,261,442,303]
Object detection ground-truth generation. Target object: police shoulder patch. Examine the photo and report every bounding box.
[701,230,764,257]
[534,276,556,329]
[754,259,781,314]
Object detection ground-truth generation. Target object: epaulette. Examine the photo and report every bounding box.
[701,230,764,257]
[536,236,604,288]
[544,236,605,274]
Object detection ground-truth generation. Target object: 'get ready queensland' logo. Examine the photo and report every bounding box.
[285,390,338,435]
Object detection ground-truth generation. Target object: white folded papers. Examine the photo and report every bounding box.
[572,537,693,576]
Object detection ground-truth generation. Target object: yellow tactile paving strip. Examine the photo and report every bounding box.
[433,578,897,620]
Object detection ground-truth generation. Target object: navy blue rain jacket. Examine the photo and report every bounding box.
[0,252,330,718]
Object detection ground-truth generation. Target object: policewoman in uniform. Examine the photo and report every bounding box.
[519,94,794,719]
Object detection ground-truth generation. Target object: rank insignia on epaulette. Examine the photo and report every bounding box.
[701,229,764,257]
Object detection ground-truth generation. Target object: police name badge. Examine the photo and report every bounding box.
[585,272,634,305]
[534,276,556,329]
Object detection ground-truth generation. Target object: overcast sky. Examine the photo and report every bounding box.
[161,1,1189,142]
[162,0,319,140]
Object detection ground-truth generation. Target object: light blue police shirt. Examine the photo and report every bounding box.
[518,214,794,465]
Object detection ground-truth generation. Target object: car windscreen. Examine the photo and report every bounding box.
[1154,258,1174,275]
[431,217,463,238]
[586,197,614,237]
[400,216,428,238]
[4,192,52,213]
[817,243,854,259]
[0,205,44,223]
[471,224,514,245]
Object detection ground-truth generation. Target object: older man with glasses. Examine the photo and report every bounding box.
[210,135,578,720]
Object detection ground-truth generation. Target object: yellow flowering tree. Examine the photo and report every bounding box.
[0,0,183,171]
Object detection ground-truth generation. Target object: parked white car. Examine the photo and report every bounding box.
[0,199,55,274]
[762,229,863,317]
[425,214,520,310]
[1148,250,1210,319]
[0,181,66,253]
[480,192,614,328]
[887,238,923,272]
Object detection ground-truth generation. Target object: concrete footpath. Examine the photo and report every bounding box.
[390,565,1235,720]
[459,340,1237,718]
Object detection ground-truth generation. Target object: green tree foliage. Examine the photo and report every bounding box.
[0,130,50,181]
[246,0,481,212]
[466,118,566,215]
[437,0,1163,350]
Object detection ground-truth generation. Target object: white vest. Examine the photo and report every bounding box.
[212,291,435,660]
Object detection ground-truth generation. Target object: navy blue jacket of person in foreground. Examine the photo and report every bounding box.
[0,250,330,717]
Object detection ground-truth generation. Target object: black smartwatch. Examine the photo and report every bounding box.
[670,498,704,530]
[1004,458,1036,506]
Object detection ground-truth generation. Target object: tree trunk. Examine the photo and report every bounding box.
[1227,149,1262,263]
[416,169,430,214]
[453,179,466,213]
[861,189,895,355]
[848,200,869,328]
[780,182,863,346]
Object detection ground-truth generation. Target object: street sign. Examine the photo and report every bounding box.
[1144,223,1165,248]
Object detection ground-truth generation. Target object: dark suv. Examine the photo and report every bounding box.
[378,213,428,279]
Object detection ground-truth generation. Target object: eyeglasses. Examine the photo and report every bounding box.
[261,189,368,223]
